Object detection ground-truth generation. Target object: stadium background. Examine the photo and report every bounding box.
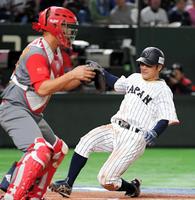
[0,5,195,199]
[0,25,194,148]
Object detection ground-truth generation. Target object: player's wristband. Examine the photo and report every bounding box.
[152,119,168,136]
[103,69,119,88]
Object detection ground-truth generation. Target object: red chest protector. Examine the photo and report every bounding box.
[11,38,64,114]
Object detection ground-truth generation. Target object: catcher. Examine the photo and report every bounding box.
[50,47,179,198]
[0,6,96,200]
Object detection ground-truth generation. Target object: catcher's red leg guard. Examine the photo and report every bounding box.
[27,138,68,199]
[4,138,53,200]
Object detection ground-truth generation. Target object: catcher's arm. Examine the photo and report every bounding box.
[37,65,95,96]
[62,79,81,91]
[61,65,95,91]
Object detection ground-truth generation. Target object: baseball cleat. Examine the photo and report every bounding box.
[49,179,72,198]
[0,176,10,192]
[125,178,141,198]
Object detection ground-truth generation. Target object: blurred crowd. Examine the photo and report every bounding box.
[0,0,195,26]
[160,63,195,95]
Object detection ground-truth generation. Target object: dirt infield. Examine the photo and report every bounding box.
[45,191,195,200]
[2,189,195,199]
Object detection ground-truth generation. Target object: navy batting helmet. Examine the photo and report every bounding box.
[136,47,165,66]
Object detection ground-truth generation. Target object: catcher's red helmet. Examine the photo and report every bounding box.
[33,6,78,48]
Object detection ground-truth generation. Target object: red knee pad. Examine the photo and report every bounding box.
[33,138,53,168]
[52,138,68,166]
[53,137,68,155]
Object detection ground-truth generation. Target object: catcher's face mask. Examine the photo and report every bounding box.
[61,23,78,48]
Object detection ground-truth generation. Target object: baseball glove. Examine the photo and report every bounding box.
[86,60,106,92]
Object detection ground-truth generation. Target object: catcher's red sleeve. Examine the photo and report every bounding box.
[26,54,50,92]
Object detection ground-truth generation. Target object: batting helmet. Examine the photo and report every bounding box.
[136,47,165,66]
[32,6,78,48]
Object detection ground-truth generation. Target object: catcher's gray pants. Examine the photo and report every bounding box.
[0,101,56,152]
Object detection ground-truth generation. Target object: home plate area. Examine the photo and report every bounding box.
[45,186,195,200]
[1,186,195,199]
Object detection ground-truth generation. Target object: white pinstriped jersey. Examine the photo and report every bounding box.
[111,73,179,131]
[75,72,179,190]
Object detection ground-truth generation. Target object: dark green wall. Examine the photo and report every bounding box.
[0,93,194,148]
[0,25,194,82]
[0,24,135,50]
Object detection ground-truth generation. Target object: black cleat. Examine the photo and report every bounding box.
[49,179,72,198]
[0,175,11,192]
[125,178,141,198]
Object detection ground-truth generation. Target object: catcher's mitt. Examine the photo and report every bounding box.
[86,60,106,92]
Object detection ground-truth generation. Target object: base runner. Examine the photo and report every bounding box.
[0,6,95,200]
[50,47,179,198]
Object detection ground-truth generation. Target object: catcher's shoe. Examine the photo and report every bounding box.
[125,178,141,198]
[49,179,72,198]
[0,177,10,192]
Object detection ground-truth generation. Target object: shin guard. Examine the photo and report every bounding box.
[27,138,68,199]
[4,138,53,200]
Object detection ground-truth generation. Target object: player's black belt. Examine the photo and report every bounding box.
[113,119,140,133]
